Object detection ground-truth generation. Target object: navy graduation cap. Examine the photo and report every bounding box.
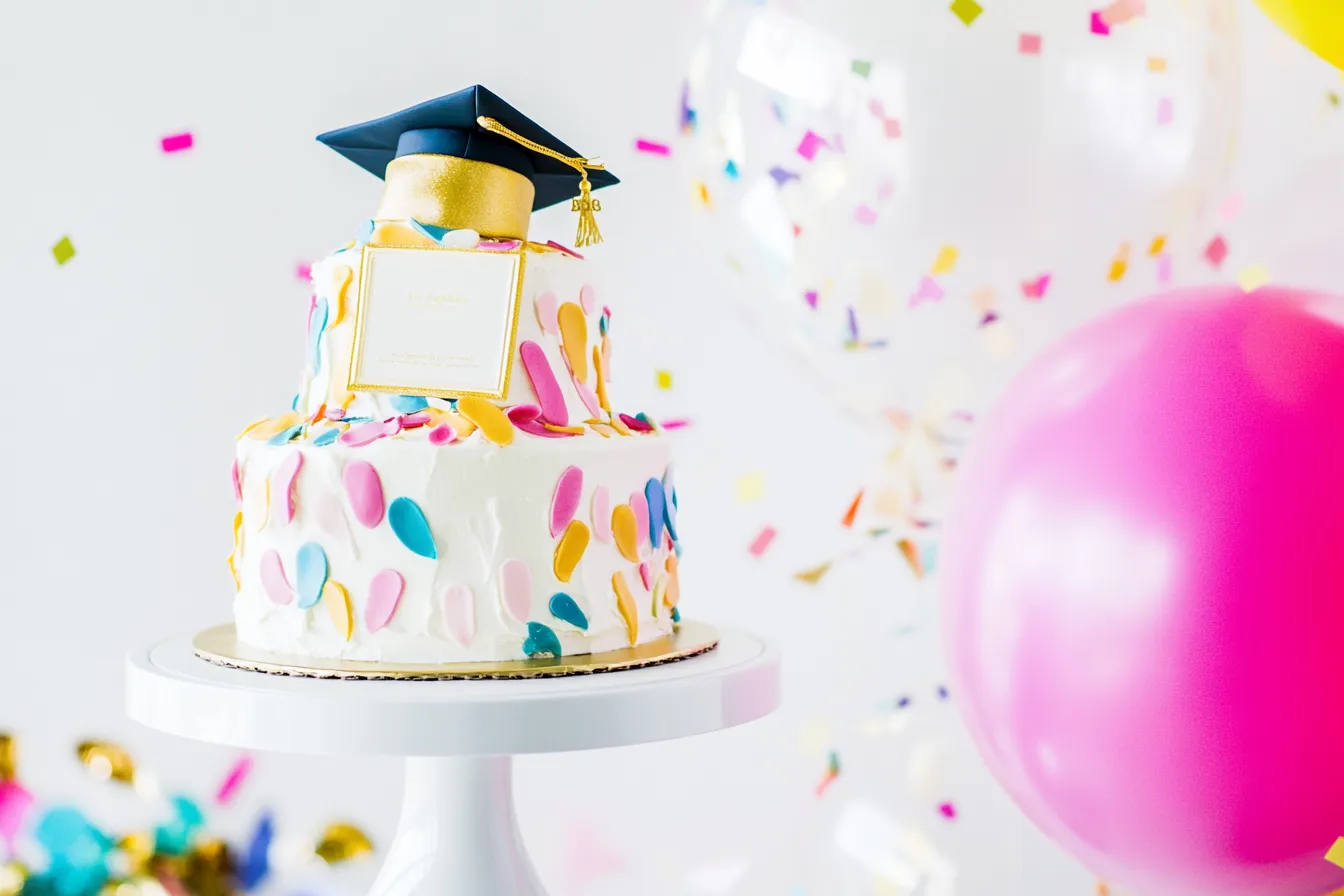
[317,85,616,244]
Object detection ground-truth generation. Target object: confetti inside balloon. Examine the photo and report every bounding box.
[75,741,135,785]
[315,822,374,864]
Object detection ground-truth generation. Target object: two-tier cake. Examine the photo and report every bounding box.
[227,86,682,665]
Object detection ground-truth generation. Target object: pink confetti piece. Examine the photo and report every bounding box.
[1021,273,1052,300]
[499,559,533,625]
[796,130,826,161]
[1157,252,1173,284]
[295,262,312,282]
[0,780,34,849]
[592,487,613,543]
[365,569,405,632]
[804,289,820,309]
[910,276,945,307]
[938,802,958,819]
[215,755,253,805]
[1204,234,1229,268]
[551,467,585,538]
[748,526,777,557]
[661,418,692,430]
[979,311,1000,327]
[1220,194,1242,222]
[342,460,385,528]
[853,204,878,225]
[1019,33,1042,54]
[1090,10,1111,35]
[876,180,896,199]
[439,583,477,646]
[160,132,194,153]
[1101,0,1145,25]
[634,139,671,156]
[882,117,902,139]
[1156,97,1174,125]
[519,341,569,426]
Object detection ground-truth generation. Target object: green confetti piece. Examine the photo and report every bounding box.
[949,0,983,26]
[851,59,873,78]
[52,236,76,266]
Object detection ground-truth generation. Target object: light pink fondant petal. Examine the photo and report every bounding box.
[340,421,388,447]
[440,583,476,646]
[591,486,612,543]
[271,451,303,524]
[342,460,385,528]
[400,411,432,428]
[313,491,357,557]
[574,378,602,417]
[365,569,405,633]
[519,340,568,426]
[630,491,650,549]
[535,290,560,334]
[260,550,293,605]
[550,466,584,538]
[579,284,596,315]
[499,559,532,625]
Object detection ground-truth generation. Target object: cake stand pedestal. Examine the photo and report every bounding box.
[125,629,780,896]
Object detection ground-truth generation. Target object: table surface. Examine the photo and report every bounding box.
[125,628,780,756]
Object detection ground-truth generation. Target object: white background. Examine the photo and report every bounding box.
[2,1,1343,894]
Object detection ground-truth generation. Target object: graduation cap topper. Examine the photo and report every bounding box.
[317,85,616,245]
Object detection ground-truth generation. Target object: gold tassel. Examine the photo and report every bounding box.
[477,115,606,247]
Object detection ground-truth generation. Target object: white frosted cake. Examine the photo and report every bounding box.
[227,86,682,664]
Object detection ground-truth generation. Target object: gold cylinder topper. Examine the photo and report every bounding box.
[374,154,536,240]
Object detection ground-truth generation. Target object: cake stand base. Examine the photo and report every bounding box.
[125,629,780,896]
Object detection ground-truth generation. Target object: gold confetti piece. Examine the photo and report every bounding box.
[1147,235,1167,256]
[694,181,713,208]
[1107,258,1128,282]
[949,0,982,25]
[664,554,681,608]
[897,538,924,578]
[117,832,155,877]
[656,370,673,389]
[323,580,353,641]
[930,245,959,276]
[1147,56,1168,72]
[557,302,588,383]
[1096,883,1111,896]
[1325,836,1344,868]
[456,397,513,446]
[329,265,353,327]
[735,472,766,504]
[1238,265,1270,291]
[553,520,591,583]
[611,571,639,646]
[0,862,28,896]
[794,561,832,584]
[0,734,15,781]
[77,740,136,784]
[227,511,243,590]
[368,222,438,248]
[52,236,76,266]
[315,822,374,864]
[612,505,640,563]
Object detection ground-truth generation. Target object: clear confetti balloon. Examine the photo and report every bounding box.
[679,0,1241,429]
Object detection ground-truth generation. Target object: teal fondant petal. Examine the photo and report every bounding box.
[523,621,562,657]
[388,497,437,559]
[548,592,588,630]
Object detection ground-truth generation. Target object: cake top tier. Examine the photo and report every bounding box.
[317,85,617,244]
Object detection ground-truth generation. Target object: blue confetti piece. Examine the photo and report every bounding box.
[390,395,429,414]
[671,607,681,623]
[290,393,300,411]
[548,593,588,630]
[724,159,740,179]
[36,807,110,867]
[846,306,859,343]
[236,811,274,890]
[523,621,562,657]
[388,497,437,559]
[923,541,940,575]
[295,542,328,609]
[267,424,304,446]
[645,478,666,547]
[313,428,339,447]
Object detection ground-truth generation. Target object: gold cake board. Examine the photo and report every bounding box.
[192,621,719,681]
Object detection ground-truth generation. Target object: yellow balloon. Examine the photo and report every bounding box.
[1257,0,1344,70]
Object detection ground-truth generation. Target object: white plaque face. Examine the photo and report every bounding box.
[347,245,525,400]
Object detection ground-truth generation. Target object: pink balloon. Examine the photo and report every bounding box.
[941,286,1344,896]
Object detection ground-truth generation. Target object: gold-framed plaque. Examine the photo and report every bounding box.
[192,621,720,680]
[347,244,526,400]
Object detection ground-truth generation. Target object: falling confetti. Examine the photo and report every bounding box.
[1090,10,1111,35]
[1101,0,1146,26]
[796,130,826,161]
[747,526,777,557]
[910,276,945,307]
[897,538,924,578]
[214,754,253,805]
[1157,253,1173,284]
[315,822,374,864]
[1147,235,1167,255]
[735,472,766,503]
[1019,33,1042,54]
[1107,244,1130,282]
[930,245,959,276]
[695,181,713,208]
[851,59,873,78]
[76,741,135,784]
[949,0,983,26]
[1220,193,1242,222]
[815,751,841,796]
[1148,55,1168,72]
[51,236,76,266]
[160,132,194,153]
[1238,265,1270,291]
[1157,97,1174,125]
[841,491,864,528]
[634,139,671,156]
[295,262,312,281]
[794,561,833,584]
[853,204,878,225]
[0,736,13,781]
[938,802,957,819]
[656,370,673,389]
[1204,234,1229,268]
[1021,273,1051,300]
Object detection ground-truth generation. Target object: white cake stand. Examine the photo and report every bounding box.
[125,629,780,896]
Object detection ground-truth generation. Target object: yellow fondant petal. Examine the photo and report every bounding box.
[329,265,353,327]
[558,302,588,383]
[611,504,640,563]
[611,571,639,646]
[323,580,353,641]
[553,520,590,583]
[456,397,513,446]
[227,511,243,590]
[369,222,440,248]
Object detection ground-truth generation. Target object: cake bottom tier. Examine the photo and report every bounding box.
[231,431,681,664]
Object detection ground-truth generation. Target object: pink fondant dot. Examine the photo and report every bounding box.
[592,487,612,543]
[579,284,597,315]
[519,340,568,426]
[428,424,456,445]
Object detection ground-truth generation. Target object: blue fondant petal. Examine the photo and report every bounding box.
[388,497,437,559]
[523,621,562,657]
[390,395,429,413]
[671,607,681,623]
[313,428,339,446]
[295,542,328,609]
[547,592,588,630]
[268,424,305,446]
[410,219,451,241]
[645,478,666,548]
